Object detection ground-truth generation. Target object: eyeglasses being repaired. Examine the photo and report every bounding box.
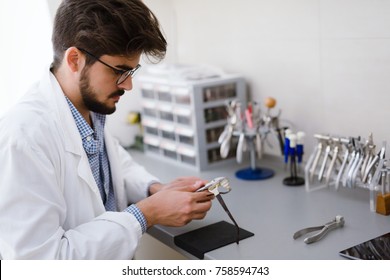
[196,177,240,244]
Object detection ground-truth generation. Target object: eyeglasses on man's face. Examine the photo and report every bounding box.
[78,48,141,85]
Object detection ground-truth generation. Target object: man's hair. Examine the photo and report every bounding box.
[51,0,167,71]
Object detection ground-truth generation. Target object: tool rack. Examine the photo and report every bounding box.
[138,64,246,171]
[217,98,288,180]
[304,133,389,211]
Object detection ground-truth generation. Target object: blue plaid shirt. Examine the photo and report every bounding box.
[65,97,147,233]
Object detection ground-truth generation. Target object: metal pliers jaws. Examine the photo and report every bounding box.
[293,216,345,244]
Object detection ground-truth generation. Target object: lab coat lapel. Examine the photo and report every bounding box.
[62,116,99,198]
[42,70,102,199]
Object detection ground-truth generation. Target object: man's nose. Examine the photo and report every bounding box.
[118,77,133,91]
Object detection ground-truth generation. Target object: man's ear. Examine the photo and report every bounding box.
[64,47,84,73]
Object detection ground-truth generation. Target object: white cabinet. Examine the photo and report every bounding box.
[138,66,246,171]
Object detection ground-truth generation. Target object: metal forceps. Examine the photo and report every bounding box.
[309,139,324,182]
[293,215,345,244]
[318,140,332,182]
[325,139,341,187]
[362,144,386,184]
[196,177,240,244]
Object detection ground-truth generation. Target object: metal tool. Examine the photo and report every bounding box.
[235,102,247,163]
[342,145,358,187]
[196,177,240,244]
[309,140,324,182]
[255,132,262,159]
[293,215,345,244]
[342,139,362,188]
[380,165,387,195]
[360,134,375,180]
[220,127,233,158]
[362,145,386,184]
[218,100,238,144]
[318,142,331,182]
[342,137,364,188]
[350,153,364,188]
[219,106,237,158]
[335,141,353,190]
[369,158,386,211]
[387,167,390,194]
[196,177,231,193]
[261,98,285,156]
[236,131,246,163]
[325,140,341,187]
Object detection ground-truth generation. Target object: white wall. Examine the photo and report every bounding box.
[125,0,390,156]
[0,0,53,115]
[31,0,390,154]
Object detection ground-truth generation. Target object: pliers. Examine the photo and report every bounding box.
[293,215,345,244]
[196,177,240,244]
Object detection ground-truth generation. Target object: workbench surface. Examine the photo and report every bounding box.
[130,150,390,260]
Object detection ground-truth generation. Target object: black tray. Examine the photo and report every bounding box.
[174,221,254,259]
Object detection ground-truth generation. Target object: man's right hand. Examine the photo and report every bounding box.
[136,180,213,228]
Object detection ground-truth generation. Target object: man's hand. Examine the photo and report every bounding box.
[148,176,208,195]
[137,178,213,227]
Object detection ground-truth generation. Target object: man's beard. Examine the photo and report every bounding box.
[79,68,125,115]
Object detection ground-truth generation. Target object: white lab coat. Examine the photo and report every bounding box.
[0,70,159,259]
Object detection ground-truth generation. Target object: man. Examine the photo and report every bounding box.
[0,0,213,259]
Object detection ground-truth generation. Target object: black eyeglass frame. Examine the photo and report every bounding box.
[78,48,141,85]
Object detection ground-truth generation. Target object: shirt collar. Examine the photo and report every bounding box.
[65,97,106,154]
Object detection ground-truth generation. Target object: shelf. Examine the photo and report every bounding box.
[138,68,246,171]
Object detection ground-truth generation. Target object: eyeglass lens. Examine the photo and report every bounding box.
[117,65,141,85]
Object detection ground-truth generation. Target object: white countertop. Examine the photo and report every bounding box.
[129,149,390,260]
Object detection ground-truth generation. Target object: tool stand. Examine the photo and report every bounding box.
[283,134,305,186]
[235,134,274,180]
[283,154,305,186]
